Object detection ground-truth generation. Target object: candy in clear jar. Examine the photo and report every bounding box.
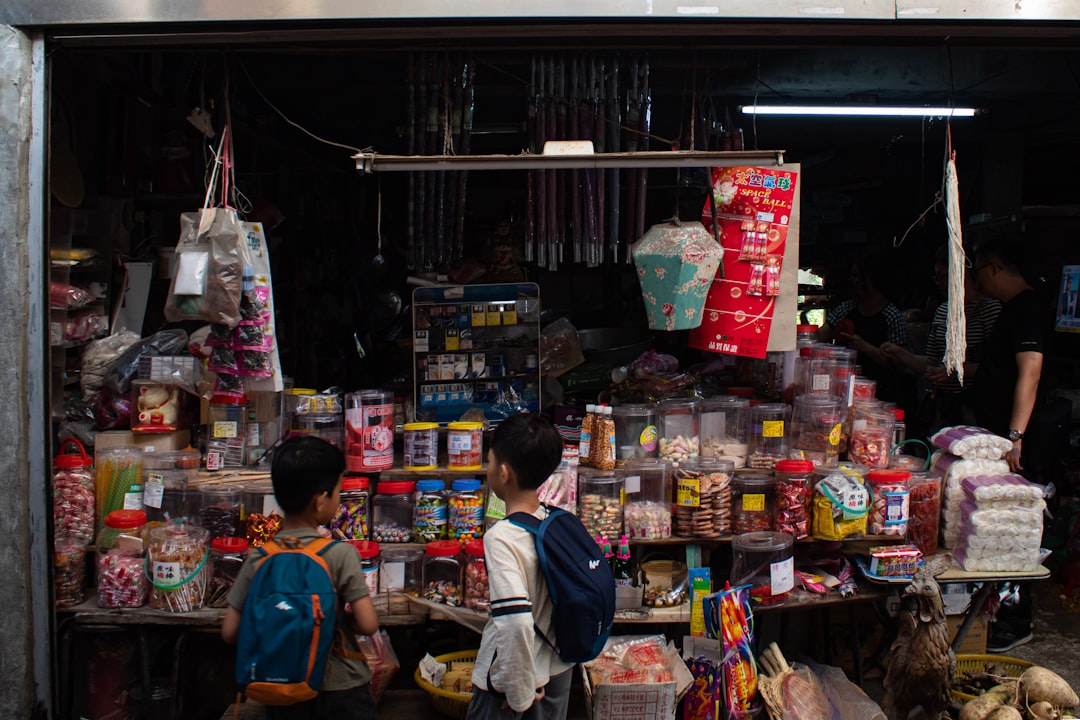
[866,469,910,536]
[773,460,814,540]
[906,472,942,556]
[672,457,732,539]
[848,406,894,468]
[731,472,776,533]
[148,523,210,612]
[422,540,463,607]
[658,398,700,464]
[54,542,87,608]
[413,479,448,542]
[330,475,371,540]
[52,438,96,545]
[96,509,149,608]
[372,480,416,544]
[464,538,489,611]
[577,469,623,541]
[448,479,484,541]
[621,458,672,540]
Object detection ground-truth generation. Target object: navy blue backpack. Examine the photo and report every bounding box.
[509,506,616,663]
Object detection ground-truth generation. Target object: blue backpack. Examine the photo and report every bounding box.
[235,536,348,705]
[508,506,616,663]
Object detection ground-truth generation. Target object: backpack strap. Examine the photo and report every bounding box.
[505,507,558,655]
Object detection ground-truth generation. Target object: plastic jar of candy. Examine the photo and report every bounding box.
[54,542,87,608]
[673,457,734,538]
[349,540,381,597]
[577,469,623,541]
[379,546,423,614]
[658,399,700,464]
[866,469,911,536]
[372,481,416,543]
[241,484,283,549]
[449,479,484,540]
[622,458,672,540]
[699,396,749,467]
[206,394,247,469]
[791,395,844,467]
[142,451,197,525]
[96,509,149,608]
[344,389,394,473]
[206,536,248,608]
[53,438,96,545]
[849,405,895,468]
[612,404,659,466]
[748,403,791,470]
[773,460,814,540]
[422,540,463,607]
[731,531,794,606]
[198,485,243,539]
[403,422,439,471]
[414,479,448,542]
[849,376,878,404]
[732,472,776,533]
[906,472,942,556]
[463,539,489,611]
[447,422,484,470]
[148,523,210,612]
[329,475,370,541]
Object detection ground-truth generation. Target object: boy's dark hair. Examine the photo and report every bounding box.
[271,436,346,514]
[489,412,563,491]
[975,234,1025,275]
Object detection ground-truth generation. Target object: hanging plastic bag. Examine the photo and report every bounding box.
[356,629,400,703]
[164,208,244,327]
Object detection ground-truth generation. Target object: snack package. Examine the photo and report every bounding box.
[812,468,870,541]
[710,584,759,720]
[930,425,1013,460]
[683,657,724,720]
[356,629,400,703]
[868,544,922,577]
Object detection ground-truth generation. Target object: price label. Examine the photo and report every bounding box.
[380,561,406,592]
[762,420,785,438]
[828,423,843,447]
[123,491,144,510]
[144,473,165,509]
[742,493,765,512]
[677,476,701,507]
[213,421,238,439]
[812,374,830,392]
[153,561,181,586]
[770,557,795,595]
[624,475,642,494]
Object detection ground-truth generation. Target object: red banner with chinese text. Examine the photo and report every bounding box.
[688,166,799,359]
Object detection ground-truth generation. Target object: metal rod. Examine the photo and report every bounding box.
[355,149,786,172]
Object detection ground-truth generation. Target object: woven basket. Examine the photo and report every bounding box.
[951,653,1034,702]
[413,650,477,720]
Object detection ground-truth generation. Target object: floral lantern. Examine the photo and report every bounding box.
[631,217,723,331]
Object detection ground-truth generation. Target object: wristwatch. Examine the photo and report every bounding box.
[1008,429,1025,442]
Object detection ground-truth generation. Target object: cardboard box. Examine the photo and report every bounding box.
[942,582,976,616]
[947,615,988,655]
[94,429,191,457]
[582,636,694,720]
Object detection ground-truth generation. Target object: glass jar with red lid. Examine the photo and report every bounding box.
[207,536,249,608]
[96,509,149,608]
[866,469,911,536]
[422,540,463,606]
[331,475,371,540]
[463,538,489,610]
[773,460,814,539]
[372,481,416,543]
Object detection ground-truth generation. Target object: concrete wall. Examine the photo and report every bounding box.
[0,24,50,719]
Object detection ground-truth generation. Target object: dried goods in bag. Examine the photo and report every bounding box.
[164,208,244,327]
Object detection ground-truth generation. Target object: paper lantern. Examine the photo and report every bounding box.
[632,218,723,331]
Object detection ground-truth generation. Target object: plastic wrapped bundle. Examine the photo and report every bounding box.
[960,474,1046,504]
[933,452,1009,548]
[952,501,1043,572]
[952,544,1041,573]
[930,425,1013,460]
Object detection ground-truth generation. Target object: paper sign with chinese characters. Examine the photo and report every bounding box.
[689,166,800,359]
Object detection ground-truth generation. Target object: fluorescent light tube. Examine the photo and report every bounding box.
[742,105,976,117]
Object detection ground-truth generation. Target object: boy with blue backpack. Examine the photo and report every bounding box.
[221,436,380,719]
[468,413,615,720]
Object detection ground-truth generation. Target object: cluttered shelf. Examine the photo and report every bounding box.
[57,600,428,628]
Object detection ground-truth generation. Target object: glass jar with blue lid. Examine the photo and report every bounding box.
[413,479,448,542]
[449,478,484,540]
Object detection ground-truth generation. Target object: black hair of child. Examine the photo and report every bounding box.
[271,435,346,514]
[489,412,563,491]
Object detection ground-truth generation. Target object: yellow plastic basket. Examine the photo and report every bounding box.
[951,653,1034,702]
[413,650,478,720]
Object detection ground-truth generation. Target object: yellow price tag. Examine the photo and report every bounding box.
[829,423,843,446]
[677,477,701,507]
[762,420,785,438]
[742,493,766,512]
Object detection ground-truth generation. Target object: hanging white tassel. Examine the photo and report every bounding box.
[944,150,967,385]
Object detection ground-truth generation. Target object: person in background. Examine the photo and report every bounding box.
[468,412,571,720]
[882,246,1001,429]
[221,437,380,720]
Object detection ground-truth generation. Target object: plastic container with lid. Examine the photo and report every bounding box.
[673,457,734,538]
[732,472,777,533]
[378,545,423,614]
[207,394,247,469]
[373,480,416,543]
[54,542,87,608]
[641,559,688,608]
[207,536,249,608]
[866,469,911,536]
[142,450,199,524]
[463,539,489,610]
[612,404,659,466]
[95,447,144,530]
[447,422,484,470]
[906,472,942,556]
[849,405,895,468]
[790,395,844,467]
[588,406,617,470]
[198,485,243,539]
[890,408,907,449]
[403,422,439,470]
[773,460,814,539]
[422,540,464,606]
[848,376,877,405]
[577,469,624,541]
[699,396,750,467]
[349,540,381,597]
[621,458,672,540]
[345,389,395,472]
[148,523,210,612]
[413,479,448,542]
[731,531,795,606]
[53,438,95,545]
[96,509,150,608]
[658,398,701,464]
[748,403,791,470]
[330,476,371,540]
[449,479,484,540]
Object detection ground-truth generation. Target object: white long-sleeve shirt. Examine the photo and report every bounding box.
[471,505,573,712]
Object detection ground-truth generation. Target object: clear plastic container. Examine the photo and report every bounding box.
[414,479,448,542]
[612,404,659,466]
[731,531,794,606]
[403,422,439,470]
[54,542,87,608]
[142,451,198,524]
[658,398,701,464]
[447,422,484,470]
[577,469,624,541]
[53,438,96,545]
[907,472,942,556]
[773,460,814,540]
[464,539,489,610]
[866,469,911,536]
[621,458,672,540]
[849,405,895,468]
[207,394,247,469]
[700,396,750,467]
[641,559,688,608]
[790,395,844,467]
[422,540,464,606]
[849,376,878,404]
[294,410,345,451]
[348,540,381,597]
[95,447,144,530]
[240,483,283,549]
[96,509,149,608]
[372,480,416,543]
[732,472,776,533]
[345,389,395,473]
[378,546,423,614]
[330,475,371,540]
[206,536,248,608]
[673,457,734,538]
[890,408,907,450]
[748,403,791,470]
[148,523,210,612]
[198,485,243,539]
[449,479,484,540]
